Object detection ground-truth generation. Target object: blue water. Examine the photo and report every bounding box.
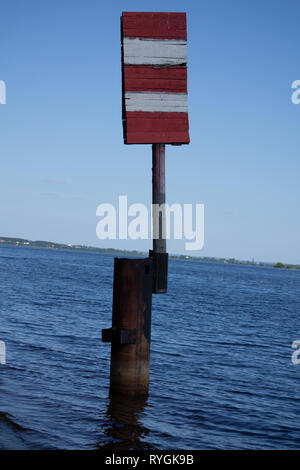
[0,244,300,450]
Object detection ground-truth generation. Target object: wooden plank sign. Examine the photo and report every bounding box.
[121,12,190,145]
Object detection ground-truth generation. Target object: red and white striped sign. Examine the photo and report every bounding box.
[121,12,190,145]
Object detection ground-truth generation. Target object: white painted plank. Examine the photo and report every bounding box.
[125,92,188,112]
[123,38,187,66]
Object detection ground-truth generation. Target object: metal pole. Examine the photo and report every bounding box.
[150,144,168,293]
[152,144,166,253]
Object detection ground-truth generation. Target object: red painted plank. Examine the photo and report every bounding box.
[126,131,189,144]
[125,111,190,144]
[124,66,187,93]
[126,111,189,130]
[122,12,187,40]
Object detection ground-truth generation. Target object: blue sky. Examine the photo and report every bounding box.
[0,0,299,263]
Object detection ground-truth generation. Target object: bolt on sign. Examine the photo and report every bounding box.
[121,12,190,145]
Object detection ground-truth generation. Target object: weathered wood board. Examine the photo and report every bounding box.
[123,38,187,66]
[121,12,190,145]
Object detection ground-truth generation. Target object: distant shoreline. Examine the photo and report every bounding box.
[0,236,299,270]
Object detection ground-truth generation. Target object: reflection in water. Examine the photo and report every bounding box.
[97,394,153,450]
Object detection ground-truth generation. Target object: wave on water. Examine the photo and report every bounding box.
[0,411,26,431]
[0,411,30,450]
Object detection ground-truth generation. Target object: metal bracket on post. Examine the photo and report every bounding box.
[102,327,137,345]
[149,250,168,294]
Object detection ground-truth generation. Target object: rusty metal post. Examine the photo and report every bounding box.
[149,143,169,293]
[102,257,153,396]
